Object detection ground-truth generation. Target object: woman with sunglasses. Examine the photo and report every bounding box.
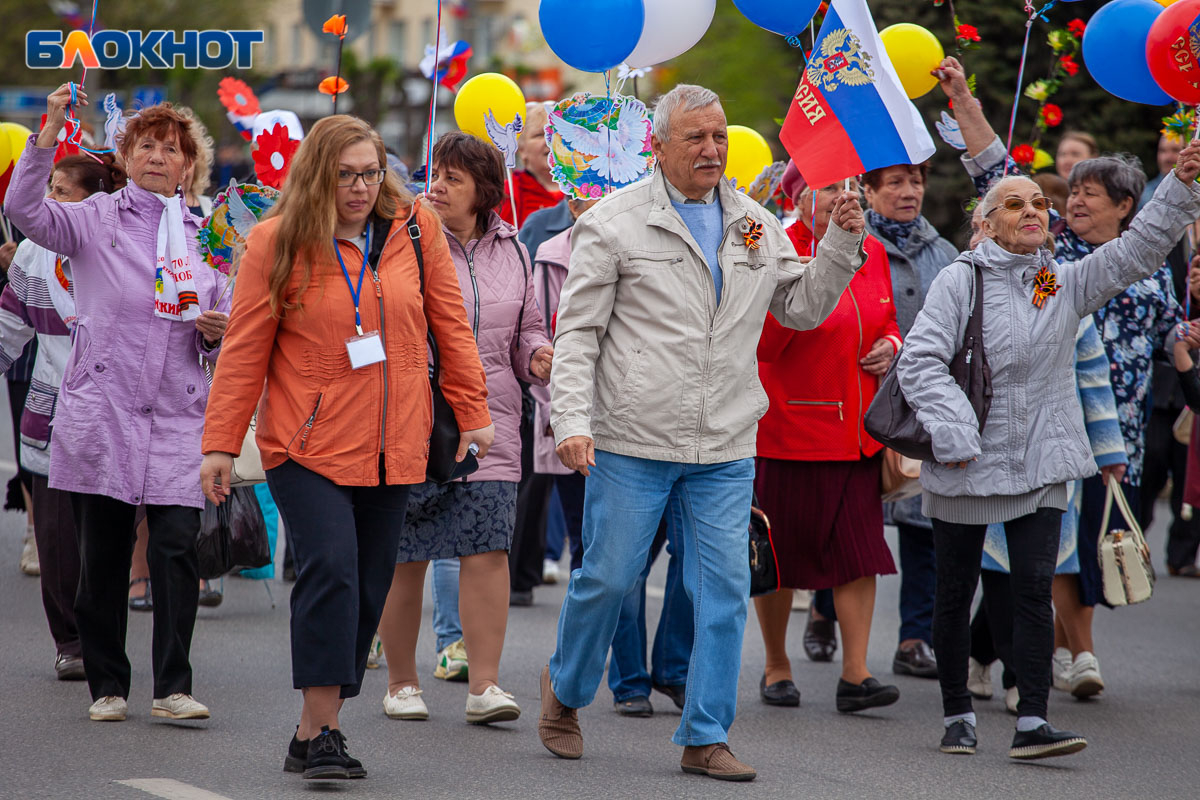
[937,58,1182,703]
[201,115,492,780]
[896,113,1200,759]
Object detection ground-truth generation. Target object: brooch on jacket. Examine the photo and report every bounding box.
[1031,266,1059,309]
[739,215,764,250]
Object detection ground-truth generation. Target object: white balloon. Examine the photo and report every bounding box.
[625,0,716,69]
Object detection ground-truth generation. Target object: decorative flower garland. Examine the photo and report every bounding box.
[1012,18,1085,170]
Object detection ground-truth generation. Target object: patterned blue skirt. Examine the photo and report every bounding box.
[395,479,517,563]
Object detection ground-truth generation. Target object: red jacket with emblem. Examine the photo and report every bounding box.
[756,222,901,462]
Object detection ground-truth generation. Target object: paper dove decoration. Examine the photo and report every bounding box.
[545,92,655,199]
[934,111,966,151]
[483,110,523,169]
[102,94,126,150]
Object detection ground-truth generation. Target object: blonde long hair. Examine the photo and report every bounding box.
[264,115,413,317]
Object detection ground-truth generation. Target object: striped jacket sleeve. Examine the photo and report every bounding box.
[1075,316,1126,468]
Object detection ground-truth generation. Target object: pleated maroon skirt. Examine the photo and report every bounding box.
[754,455,896,590]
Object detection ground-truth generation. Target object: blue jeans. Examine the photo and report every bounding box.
[549,451,754,746]
[430,558,461,653]
[607,516,693,701]
[897,523,936,644]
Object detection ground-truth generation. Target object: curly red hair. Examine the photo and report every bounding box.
[116,103,198,165]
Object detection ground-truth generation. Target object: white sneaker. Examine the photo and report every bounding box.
[434,638,469,681]
[542,559,561,584]
[1067,651,1104,698]
[1052,647,1073,692]
[1005,686,1019,715]
[465,685,521,724]
[967,658,993,699]
[19,530,39,576]
[383,685,429,720]
[366,633,384,669]
[151,693,210,720]
[89,695,127,721]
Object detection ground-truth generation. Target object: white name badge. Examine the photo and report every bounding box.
[346,331,386,369]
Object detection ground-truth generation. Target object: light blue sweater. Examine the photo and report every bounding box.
[672,196,725,305]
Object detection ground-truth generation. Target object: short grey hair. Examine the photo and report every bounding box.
[978,175,1040,220]
[652,84,720,141]
[1068,154,1146,231]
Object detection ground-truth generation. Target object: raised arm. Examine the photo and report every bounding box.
[770,193,866,331]
[935,58,997,158]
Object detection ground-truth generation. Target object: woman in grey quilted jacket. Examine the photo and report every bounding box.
[897,142,1200,760]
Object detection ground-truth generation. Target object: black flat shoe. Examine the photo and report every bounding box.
[836,677,900,713]
[509,589,534,607]
[1009,723,1087,760]
[614,696,653,717]
[893,641,938,679]
[803,609,837,662]
[198,580,223,608]
[128,578,153,613]
[759,674,800,707]
[940,720,977,755]
[303,726,360,780]
[653,683,686,710]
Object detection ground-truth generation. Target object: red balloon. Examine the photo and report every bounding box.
[1147,0,1200,104]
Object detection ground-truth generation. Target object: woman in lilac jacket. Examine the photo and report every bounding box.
[376,132,551,724]
[3,85,230,724]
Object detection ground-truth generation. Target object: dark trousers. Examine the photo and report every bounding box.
[32,475,80,657]
[266,458,410,698]
[553,472,585,571]
[932,508,1061,719]
[1142,407,1200,569]
[509,406,547,592]
[897,522,936,644]
[70,492,200,700]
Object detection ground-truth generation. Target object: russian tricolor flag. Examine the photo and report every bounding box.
[780,0,935,189]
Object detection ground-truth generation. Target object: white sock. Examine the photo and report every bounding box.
[944,712,976,728]
[1016,716,1047,732]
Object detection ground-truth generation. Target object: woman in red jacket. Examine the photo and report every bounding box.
[753,171,903,714]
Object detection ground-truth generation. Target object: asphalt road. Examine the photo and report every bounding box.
[1,389,1198,799]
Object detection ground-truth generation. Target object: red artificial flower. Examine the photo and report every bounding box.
[318,76,350,97]
[217,77,261,117]
[1059,55,1079,77]
[1068,19,1086,39]
[322,14,347,39]
[956,24,982,43]
[252,123,300,190]
[1012,144,1035,166]
[1041,103,1064,128]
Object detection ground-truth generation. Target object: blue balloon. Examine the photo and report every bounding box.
[1082,0,1172,106]
[539,0,646,73]
[732,0,823,37]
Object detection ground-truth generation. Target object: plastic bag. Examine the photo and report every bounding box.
[196,486,271,579]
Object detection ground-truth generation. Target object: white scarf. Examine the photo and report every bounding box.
[154,193,200,321]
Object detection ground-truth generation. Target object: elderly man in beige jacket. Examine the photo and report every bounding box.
[537,84,866,781]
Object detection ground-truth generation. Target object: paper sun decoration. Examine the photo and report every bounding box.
[218,78,262,141]
[197,180,280,275]
[252,122,301,189]
[545,92,655,201]
[484,110,523,169]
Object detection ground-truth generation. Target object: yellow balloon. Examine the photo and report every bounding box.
[0,123,35,171]
[1156,0,1181,6]
[880,23,945,100]
[725,125,773,190]
[0,127,10,175]
[454,73,526,141]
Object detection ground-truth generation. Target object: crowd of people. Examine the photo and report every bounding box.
[5,55,1200,783]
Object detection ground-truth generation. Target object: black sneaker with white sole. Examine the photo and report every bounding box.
[1008,723,1087,760]
[939,720,977,755]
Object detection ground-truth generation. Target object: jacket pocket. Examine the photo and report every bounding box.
[606,341,647,420]
[786,399,845,420]
[62,325,93,389]
[290,392,325,454]
[618,253,684,275]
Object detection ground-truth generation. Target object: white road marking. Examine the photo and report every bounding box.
[116,779,236,800]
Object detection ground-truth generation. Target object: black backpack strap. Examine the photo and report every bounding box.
[408,214,425,295]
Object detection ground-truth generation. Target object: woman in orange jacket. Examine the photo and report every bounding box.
[200,116,492,781]
[753,172,902,714]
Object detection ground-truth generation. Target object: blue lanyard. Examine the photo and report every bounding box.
[334,226,371,335]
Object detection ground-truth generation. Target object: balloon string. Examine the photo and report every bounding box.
[1004,15,1036,176]
[506,167,520,232]
[424,0,444,194]
[64,0,113,159]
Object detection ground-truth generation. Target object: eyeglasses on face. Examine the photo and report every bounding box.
[989,195,1052,215]
[337,168,387,187]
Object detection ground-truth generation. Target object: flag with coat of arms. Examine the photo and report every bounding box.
[780,0,935,190]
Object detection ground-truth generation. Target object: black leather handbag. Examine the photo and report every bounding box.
[864,261,992,461]
[406,216,479,484]
[748,502,779,597]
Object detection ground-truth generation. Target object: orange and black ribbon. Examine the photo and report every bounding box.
[743,216,764,250]
[1031,266,1059,309]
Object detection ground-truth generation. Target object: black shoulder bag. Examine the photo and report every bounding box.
[864,261,993,461]
[408,217,481,484]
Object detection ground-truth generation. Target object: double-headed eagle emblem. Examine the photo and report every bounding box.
[804,28,875,93]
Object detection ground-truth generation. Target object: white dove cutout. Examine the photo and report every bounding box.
[484,110,523,169]
[102,93,126,150]
[550,96,652,185]
[934,111,966,151]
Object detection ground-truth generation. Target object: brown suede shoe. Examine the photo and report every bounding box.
[680,743,757,782]
[538,665,582,759]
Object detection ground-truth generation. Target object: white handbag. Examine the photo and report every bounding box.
[229,413,266,486]
[1098,473,1155,607]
